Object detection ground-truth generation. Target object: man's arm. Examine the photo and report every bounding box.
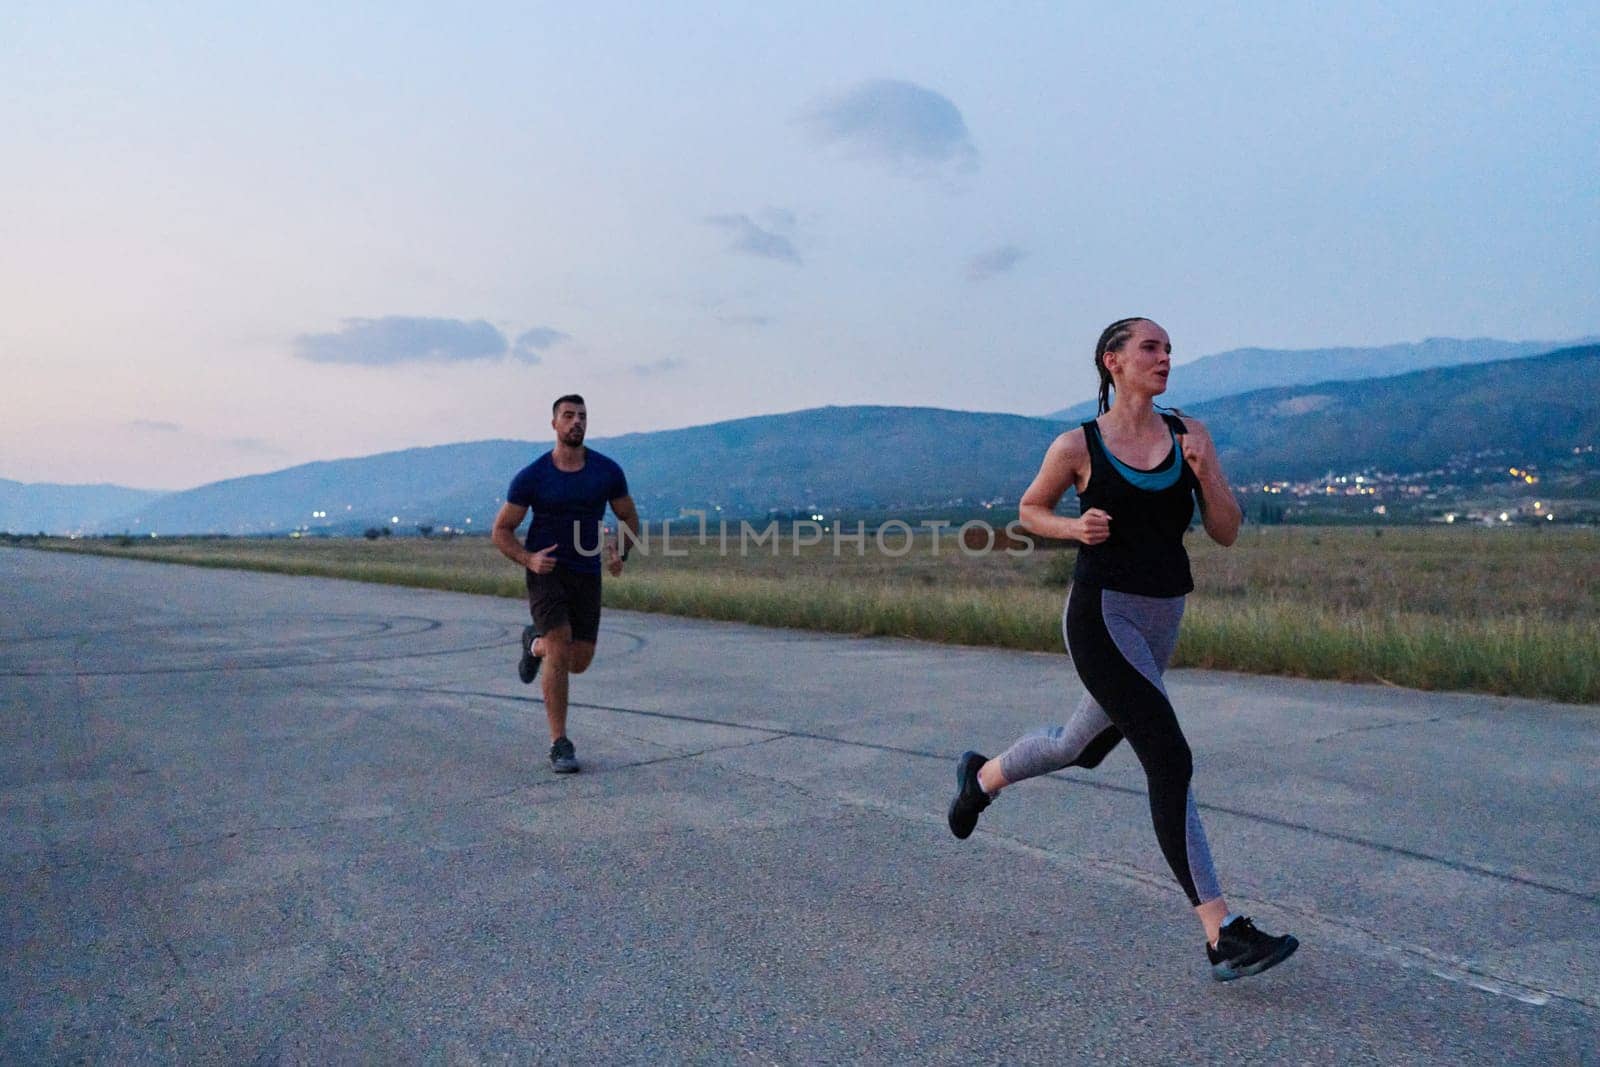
[609,494,641,558]
[493,502,559,574]
[491,502,533,566]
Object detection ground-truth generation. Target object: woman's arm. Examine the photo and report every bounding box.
[1179,419,1242,547]
[1018,430,1110,544]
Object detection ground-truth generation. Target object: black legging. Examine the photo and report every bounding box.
[997,584,1221,905]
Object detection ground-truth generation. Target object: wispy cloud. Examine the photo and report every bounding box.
[705,213,801,264]
[125,419,284,455]
[759,207,796,231]
[293,316,508,365]
[717,314,773,328]
[512,326,571,363]
[224,437,287,455]
[631,357,686,377]
[799,79,978,175]
[966,244,1028,281]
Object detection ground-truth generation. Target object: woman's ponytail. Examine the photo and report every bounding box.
[1093,317,1145,415]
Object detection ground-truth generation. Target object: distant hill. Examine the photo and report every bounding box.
[70,346,1600,536]
[96,440,539,536]
[1044,336,1596,422]
[1189,345,1600,480]
[94,407,1070,535]
[0,479,168,535]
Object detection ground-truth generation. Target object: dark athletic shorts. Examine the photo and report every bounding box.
[525,567,603,644]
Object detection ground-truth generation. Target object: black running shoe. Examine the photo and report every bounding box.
[1207,916,1299,982]
[549,736,580,774]
[518,625,541,684]
[946,750,992,840]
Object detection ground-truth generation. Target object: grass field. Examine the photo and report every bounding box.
[25,525,1600,704]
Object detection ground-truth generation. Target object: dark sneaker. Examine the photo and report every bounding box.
[946,750,993,840]
[549,736,580,774]
[518,625,541,684]
[1207,916,1299,982]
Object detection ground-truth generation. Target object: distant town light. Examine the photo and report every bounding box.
[391,516,399,524]
[1547,513,1555,521]
[1499,512,1510,522]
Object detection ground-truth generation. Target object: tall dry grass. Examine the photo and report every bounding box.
[28,525,1599,703]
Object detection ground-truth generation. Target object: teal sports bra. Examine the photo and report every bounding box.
[1090,423,1182,491]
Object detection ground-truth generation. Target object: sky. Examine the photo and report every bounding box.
[3,2,1597,489]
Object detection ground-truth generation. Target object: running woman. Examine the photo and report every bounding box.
[946,318,1299,981]
[492,394,640,774]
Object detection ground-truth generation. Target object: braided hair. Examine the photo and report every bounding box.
[1093,317,1147,414]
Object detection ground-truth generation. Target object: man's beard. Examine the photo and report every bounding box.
[561,429,585,446]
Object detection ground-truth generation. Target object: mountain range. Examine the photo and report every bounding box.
[1188,344,1600,480]
[1044,335,1597,423]
[0,479,166,535]
[86,408,1070,536]
[5,338,1597,535]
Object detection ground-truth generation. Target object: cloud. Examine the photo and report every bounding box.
[224,437,287,455]
[966,244,1028,281]
[758,207,797,231]
[293,316,508,365]
[125,419,282,455]
[512,326,571,363]
[799,79,977,174]
[705,214,801,264]
[717,314,773,328]
[630,357,686,377]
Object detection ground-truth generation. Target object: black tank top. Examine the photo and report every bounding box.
[1072,412,1198,597]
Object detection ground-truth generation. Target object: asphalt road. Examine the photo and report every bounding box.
[2,547,1597,1063]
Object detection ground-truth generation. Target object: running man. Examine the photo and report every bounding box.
[492,394,640,774]
[946,318,1299,981]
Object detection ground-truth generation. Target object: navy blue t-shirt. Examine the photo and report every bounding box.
[505,449,629,575]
